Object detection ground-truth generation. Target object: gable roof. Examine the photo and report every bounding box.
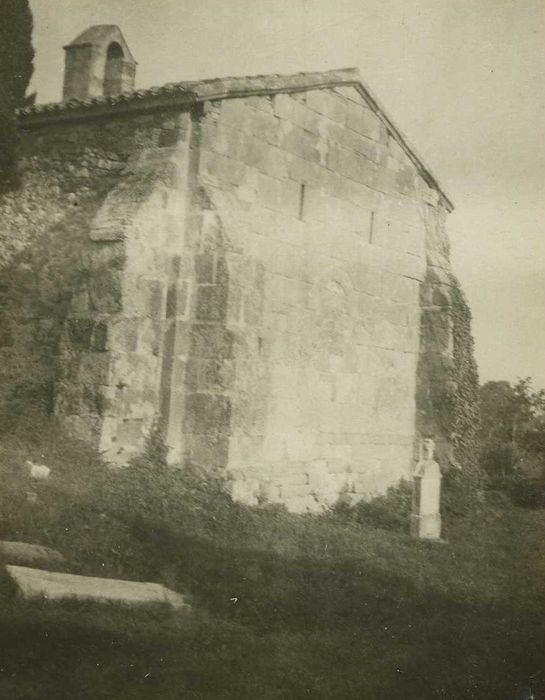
[64,24,137,64]
[18,67,453,211]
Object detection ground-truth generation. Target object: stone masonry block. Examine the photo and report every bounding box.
[242,289,264,326]
[280,482,311,499]
[211,124,244,158]
[273,94,295,120]
[184,358,199,392]
[189,324,235,359]
[168,281,191,319]
[396,164,417,196]
[135,278,165,319]
[239,136,268,169]
[346,103,382,141]
[87,269,123,313]
[337,148,375,187]
[249,109,281,146]
[344,129,382,165]
[67,318,94,350]
[116,418,146,447]
[195,285,227,322]
[108,318,139,352]
[117,385,157,419]
[184,393,232,436]
[305,90,347,124]
[185,433,229,467]
[261,147,290,180]
[227,435,265,467]
[279,123,320,163]
[110,351,158,388]
[246,95,274,113]
[77,351,112,385]
[201,151,245,186]
[220,98,251,126]
[158,129,180,148]
[373,166,397,196]
[92,321,108,352]
[195,251,216,284]
[138,318,163,356]
[168,319,190,357]
[256,173,283,211]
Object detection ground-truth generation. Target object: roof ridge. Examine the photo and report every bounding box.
[17,67,453,210]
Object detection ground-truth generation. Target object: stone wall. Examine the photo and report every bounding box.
[0,108,192,459]
[193,87,450,510]
[0,83,457,511]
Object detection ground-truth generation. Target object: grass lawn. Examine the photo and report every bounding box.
[0,427,543,699]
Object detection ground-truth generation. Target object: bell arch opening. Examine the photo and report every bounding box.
[103,42,127,96]
[106,41,124,60]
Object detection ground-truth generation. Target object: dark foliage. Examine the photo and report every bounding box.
[333,479,412,532]
[479,378,545,507]
[417,271,482,492]
[449,281,482,486]
[0,0,34,191]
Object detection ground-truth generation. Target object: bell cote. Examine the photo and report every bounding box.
[62,25,137,101]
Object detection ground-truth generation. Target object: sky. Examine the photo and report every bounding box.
[28,0,545,388]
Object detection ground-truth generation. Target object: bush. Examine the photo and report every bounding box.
[507,473,545,509]
[333,480,412,532]
[440,467,484,523]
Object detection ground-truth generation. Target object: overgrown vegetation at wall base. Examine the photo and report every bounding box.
[0,421,542,700]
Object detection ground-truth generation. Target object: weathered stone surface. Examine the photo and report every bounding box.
[6,565,190,611]
[0,41,461,510]
[0,542,65,569]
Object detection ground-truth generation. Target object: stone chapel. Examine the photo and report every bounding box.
[0,26,465,512]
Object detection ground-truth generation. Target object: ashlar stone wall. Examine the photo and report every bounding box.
[1,84,454,513]
[193,86,449,511]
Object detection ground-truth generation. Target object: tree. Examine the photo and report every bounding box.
[0,0,34,192]
[512,378,545,473]
[479,378,545,490]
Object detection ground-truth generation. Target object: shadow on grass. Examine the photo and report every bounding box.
[0,435,542,700]
[1,515,539,700]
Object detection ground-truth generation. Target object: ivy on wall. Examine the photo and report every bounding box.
[449,278,481,487]
[416,268,482,490]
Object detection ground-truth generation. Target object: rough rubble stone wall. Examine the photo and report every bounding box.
[0,109,192,459]
[195,87,450,511]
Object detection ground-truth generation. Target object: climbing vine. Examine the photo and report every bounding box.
[416,269,482,491]
[449,278,481,487]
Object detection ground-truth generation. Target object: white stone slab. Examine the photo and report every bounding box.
[0,541,65,568]
[6,565,190,611]
[24,461,51,480]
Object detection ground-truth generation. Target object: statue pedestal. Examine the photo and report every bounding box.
[411,458,442,540]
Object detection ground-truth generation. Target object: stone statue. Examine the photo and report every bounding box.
[422,437,435,461]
